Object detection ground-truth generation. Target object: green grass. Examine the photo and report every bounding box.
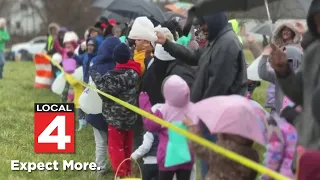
[0,51,267,179]
[0,61,113,180]
[244,50,268,104]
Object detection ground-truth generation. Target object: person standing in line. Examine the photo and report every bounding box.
[156,12,247,179]
[268,0,320,171]
[0,18,10,79]
[131,131,159,180]
[90,42,142,179]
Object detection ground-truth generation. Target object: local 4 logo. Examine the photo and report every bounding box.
[34,103,75,153]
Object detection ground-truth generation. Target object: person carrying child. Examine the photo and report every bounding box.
[90,42,142,179]
[139,75,195,180]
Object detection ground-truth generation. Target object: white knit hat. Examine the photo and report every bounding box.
[154,27,175,61]
[63,31,79,43]
[128,16,157,45]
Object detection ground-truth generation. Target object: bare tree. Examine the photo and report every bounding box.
[25,0,101,36]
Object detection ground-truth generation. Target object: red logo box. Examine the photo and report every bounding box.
[34,103,75,153]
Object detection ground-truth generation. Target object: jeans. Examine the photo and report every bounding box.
[93,127,108,171]
[0,50,5,78]
[199,122,217,180]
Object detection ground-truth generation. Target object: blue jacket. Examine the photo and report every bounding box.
[96,35,104,48]
[75,37,98,83]
[86,37,121,132]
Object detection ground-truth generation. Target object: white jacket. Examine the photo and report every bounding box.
[131,132,157,164]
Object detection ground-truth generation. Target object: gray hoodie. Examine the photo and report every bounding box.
[258,46,302,113]
[276,0,320,151]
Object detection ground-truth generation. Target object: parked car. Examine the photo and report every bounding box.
[11,36,47,55]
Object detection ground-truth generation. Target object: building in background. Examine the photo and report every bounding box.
[1,0,44,36]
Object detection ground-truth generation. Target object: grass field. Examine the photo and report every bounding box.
[0,51,267,180]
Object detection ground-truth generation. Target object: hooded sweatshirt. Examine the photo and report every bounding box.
[276,0,320,151]
[263,21,302,109]
[258,46,303,113]
[163,12,247,102]
[87,37,121,132]
[162,13,247,162]
[75,37,98,83]
[273,21,302,48]
[140,75,194,171]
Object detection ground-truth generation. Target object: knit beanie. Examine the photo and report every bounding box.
[128,16,157,46]
[113,43,131,64]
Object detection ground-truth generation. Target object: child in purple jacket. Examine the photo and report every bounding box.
[139,75,194,180]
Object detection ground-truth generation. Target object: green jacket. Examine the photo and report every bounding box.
[228,19,243,44]
[177,33,192,46]
[0,29,10,51]
[46,35,53,51]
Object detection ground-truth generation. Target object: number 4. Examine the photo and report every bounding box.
[38,116,71,150]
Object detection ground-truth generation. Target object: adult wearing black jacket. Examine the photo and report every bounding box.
[156,12,247,179]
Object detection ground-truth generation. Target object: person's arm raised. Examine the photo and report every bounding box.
[270,43,303,105]
[156,33,199,66]
[258,55,276,83]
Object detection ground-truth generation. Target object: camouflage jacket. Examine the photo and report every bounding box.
[90,68,139,130]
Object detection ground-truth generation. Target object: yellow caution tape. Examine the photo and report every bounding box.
[45,54,291,180]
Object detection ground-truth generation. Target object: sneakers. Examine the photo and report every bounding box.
[96,169,108,176]
[77,119,88,131]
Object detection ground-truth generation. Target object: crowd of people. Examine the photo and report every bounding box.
[4,0,320,179]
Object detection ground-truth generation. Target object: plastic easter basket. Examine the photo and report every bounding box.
[62,58,77,73]
[114,158,142,180]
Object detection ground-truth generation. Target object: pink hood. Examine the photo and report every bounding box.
[160,75,193,122]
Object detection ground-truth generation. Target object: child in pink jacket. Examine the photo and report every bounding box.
[53,33,78,102]
[139,75,194,180]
